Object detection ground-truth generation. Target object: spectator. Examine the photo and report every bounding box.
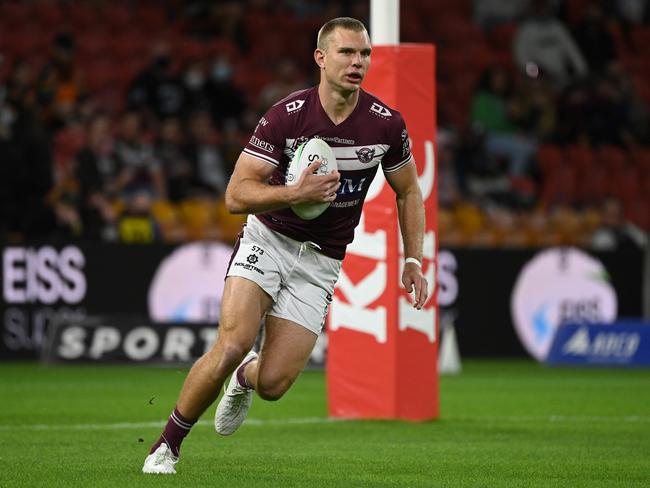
[155,116,194,202]
[512,73,557,142]
[591,197,647,252]
[205,55,246,128]
[74,113,118,240]
[513,0,588,89]
[0,87,57,240]
[181,60,211,114]
[117,191,162,244]
[470,65,537,177]
[474,0,531,29]
[607,62,649,143]
[257,58,308,112]
[37,32,86,133]
[184,110,229,197]
[127,41,186,120]
[111,111,167,199]
[572,3,617,75]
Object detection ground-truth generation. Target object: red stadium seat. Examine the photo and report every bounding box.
[541,165,578,206]
[488,23,518,53]
[596,145,628,173]
[564,145,595,174]
[537,145,563,177]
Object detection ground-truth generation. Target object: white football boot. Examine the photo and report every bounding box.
[142,443,178,474]
[215,350,258,435]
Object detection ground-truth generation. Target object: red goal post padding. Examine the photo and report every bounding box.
[327,44,438,420]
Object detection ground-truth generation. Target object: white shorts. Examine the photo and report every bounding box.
[226,215,342,335]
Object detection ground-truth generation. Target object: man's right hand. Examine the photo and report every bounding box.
[292,160,340,204]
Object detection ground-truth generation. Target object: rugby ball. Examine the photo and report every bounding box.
[286,138,338,220]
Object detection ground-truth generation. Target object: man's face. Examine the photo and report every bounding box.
[318,28,371,93]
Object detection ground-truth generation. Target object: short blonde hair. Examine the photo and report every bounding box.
[317,17,368,51]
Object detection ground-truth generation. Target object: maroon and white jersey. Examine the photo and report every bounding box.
[243,86,412,259]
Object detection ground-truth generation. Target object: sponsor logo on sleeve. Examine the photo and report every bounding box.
[249,135,275,153]
[254,117,268,133]
[370,102,392,118]
[401,129,410,157]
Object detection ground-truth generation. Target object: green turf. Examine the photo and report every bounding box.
[1,360,649,487]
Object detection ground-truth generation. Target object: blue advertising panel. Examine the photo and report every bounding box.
[546,321,650,366]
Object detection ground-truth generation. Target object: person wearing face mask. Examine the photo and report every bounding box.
[127,41,187,119]
[181,60,211,113]
[205,55,246,129]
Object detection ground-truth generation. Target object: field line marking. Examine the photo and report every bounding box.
[445,415,650,423]
[0,417,342,431]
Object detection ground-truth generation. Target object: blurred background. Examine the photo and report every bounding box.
[0,0,648,362]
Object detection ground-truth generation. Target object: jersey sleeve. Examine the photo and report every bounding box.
[242,106,287,167]
[381,113,413,173]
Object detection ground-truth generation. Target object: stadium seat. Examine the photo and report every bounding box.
[596,145,628,173]
[541,165,578,206]
[564,145,595,175]
[537,145,563,177]
[179,199,215,241]
[488,23,518,53]
[214,199,246,244]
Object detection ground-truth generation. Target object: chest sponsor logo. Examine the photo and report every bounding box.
[370,102,391,118]
[338,176,367,195]
[285,100,305,113]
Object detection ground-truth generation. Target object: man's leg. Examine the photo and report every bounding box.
[143,277,272,473]
[244,315,318,401]
[215,315,317,435]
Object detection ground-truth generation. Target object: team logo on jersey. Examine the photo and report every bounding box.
[285,100,305,113]
[370,102,392,117]
[290,136,309,152]
[246,254,259,264]
[355,147,376,163]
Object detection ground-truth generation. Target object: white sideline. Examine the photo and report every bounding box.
[0,417,341,431]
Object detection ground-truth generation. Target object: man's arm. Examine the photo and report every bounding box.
[225,152,340,215]
[385,160,428,310]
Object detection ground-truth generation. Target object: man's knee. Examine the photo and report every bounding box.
[210,340,251,373]
[256,375,293,401]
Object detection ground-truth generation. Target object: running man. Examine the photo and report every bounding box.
[144,16,428,474]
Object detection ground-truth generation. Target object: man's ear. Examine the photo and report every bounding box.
[314,49,325,69]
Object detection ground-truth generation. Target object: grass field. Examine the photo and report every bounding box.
[1,360,649,487]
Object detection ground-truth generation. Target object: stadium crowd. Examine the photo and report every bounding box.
[0,0,648,251]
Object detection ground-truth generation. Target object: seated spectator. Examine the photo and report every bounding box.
[511,73,557,142]
[111,111,167,199]
[572,3,617,75]
[205,55,246,128]
[606,62,649,143]
[0,85,57,241]
[181,60,211,114]
[117,191,161,244]
[513,0,588,89]
[155,116,194,202]
[127,41,186,120]
[474,0,530,29]
[37,32,87,133]
[591,197,647,252]
[75,113,118,240]
[257,58,307,112]
[184,110,230,197]
[470,65,537,177]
